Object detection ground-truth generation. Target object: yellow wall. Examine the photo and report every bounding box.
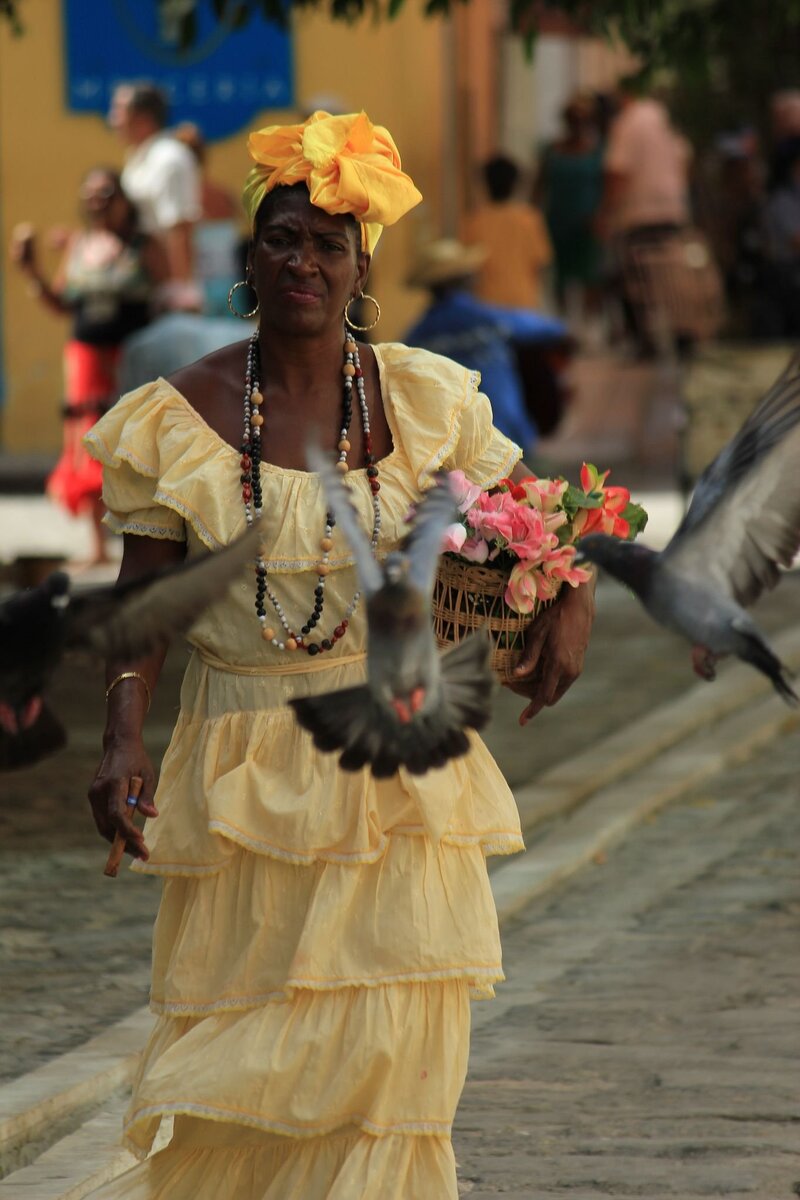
[0,5,447,452]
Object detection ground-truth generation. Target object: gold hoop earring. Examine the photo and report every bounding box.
[228,280,260,320]
[344,293,381,331]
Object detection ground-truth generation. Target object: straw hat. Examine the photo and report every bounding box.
[407,238,487,288]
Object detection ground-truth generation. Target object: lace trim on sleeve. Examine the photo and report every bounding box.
[103,513,186,541]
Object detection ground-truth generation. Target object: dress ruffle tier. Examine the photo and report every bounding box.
[84,344,524,1198]
[104,1119,462,1199]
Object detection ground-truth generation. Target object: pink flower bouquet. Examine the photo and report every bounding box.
[432,464,647,679]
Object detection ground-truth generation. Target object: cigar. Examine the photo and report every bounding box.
[104,775,143,878]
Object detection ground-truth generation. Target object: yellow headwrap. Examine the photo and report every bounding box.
[242,110,422,255]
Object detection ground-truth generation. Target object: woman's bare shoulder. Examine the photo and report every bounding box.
[167,338,247,417]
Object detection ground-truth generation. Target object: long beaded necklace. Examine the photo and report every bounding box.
[240,329,381,654]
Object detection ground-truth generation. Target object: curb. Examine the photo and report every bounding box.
[511,623,800,841]
[492,687,799,925]
[0,1100,134,1200]
[2,629,799,1196]
[0,1010,152,1179]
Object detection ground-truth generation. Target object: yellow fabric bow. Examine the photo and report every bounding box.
[242,110,422,254]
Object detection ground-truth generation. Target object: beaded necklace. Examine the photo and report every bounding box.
[240,329,381,654]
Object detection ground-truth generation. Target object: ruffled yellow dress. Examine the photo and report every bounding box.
[84,343,525,1199]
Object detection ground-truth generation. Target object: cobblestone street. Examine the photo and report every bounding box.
[455,728,800,1197]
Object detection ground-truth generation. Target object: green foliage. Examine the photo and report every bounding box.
[622,501,648,540]
[562,483,603,517]
[561,477,648,542]
[5,0,800,149]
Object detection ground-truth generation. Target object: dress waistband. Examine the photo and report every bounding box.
[197,648,367,676]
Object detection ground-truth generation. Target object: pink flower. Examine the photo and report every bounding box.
[504,561,541,613]
[461,535,489,563]
[506,519,558,562]
[447,469,483,514]
[519,476,568,515]
[469,492,542,550]
[467,493,507,538]
[504,547,592,613]
[441,523,467,553]
[545,510,569,535]
[531,571,563,602]
[542,544,592,588]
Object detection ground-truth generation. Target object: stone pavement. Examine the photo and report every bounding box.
[455,723,800,1198]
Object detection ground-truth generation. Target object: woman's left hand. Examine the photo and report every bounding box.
[504,578,596,726]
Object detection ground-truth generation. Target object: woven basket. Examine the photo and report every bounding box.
[432,555,555,683]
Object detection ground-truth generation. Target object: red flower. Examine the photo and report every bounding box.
[575,463,631,539]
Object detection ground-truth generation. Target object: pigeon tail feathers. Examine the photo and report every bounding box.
[289,632,492,778]
[437,630,494,732]
[733,623,799,706]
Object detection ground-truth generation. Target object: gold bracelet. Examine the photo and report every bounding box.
[105,671,151,713]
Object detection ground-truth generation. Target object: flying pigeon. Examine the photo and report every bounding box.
[290,449,494,777]
[576,353,800,703]
[0,524,263,770]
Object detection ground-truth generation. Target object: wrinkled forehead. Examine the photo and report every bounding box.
[256,185,358,241]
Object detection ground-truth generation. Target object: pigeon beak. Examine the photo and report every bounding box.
[573,546,587,565]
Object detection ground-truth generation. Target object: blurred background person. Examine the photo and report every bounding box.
[462,153,553,312]
[770,89,800,153]
[9,167,165,565]
[697,126,766,338]
[536,93,605,331]
[404,238,568,455]
[109,82,202,312]
[174,121,243,317]
[598,78,693,355]
[759,134,800,338]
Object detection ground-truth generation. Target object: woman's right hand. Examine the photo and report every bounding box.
[88,734,159,862]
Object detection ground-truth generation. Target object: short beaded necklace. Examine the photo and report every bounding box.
[240,328,381,654]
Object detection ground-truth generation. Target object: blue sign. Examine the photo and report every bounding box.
[63,0,294,141]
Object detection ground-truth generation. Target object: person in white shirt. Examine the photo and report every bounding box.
[109,83,202,311]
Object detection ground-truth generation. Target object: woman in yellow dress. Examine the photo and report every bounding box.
[84,111,595,1198]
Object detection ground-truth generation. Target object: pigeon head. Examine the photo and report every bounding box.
[45,572,71,608]
[575,535,657,592]
[383,553,409,586]
[0,571,73,727]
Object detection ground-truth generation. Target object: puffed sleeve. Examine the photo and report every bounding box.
[445,375,523,486]
[383,344,522,489]
[83,380,187,542]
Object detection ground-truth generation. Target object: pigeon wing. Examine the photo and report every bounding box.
[403,474,459,598]
[671,352,800,539]
[66,524,263,659]
[664,353,800,606]
[306,440,383,597]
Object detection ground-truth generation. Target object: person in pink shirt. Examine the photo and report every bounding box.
[598,80,692,354]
